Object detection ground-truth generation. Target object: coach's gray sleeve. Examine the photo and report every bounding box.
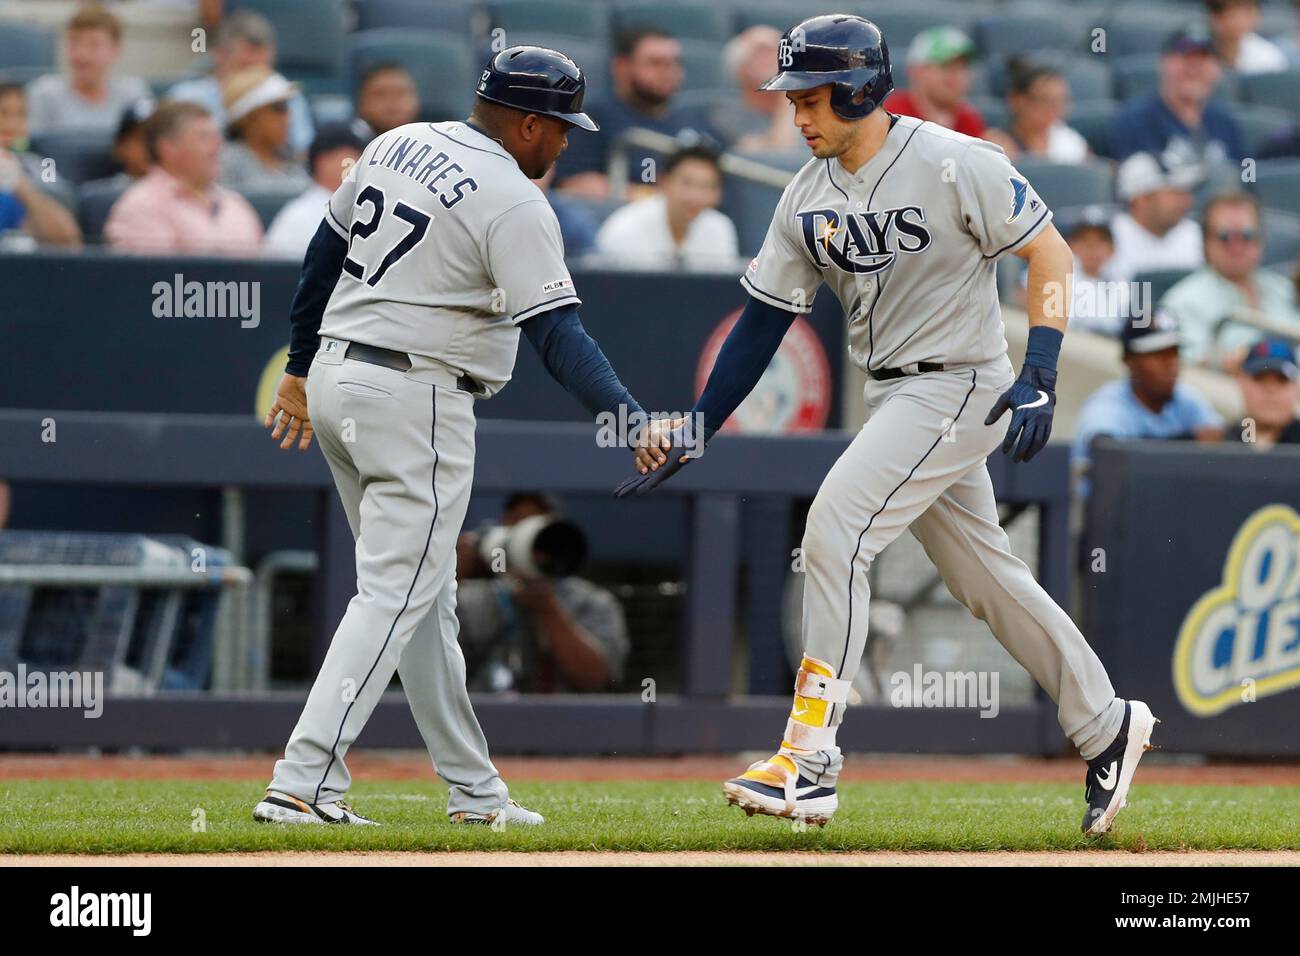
[956,142,1053,260]
[484,198,582,324]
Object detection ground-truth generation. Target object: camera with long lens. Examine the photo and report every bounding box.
[475,514,588,579]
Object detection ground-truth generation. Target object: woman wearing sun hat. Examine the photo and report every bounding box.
[219,65,310,190]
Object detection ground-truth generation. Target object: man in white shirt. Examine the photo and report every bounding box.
[595,144,739,270]
[1207,0,1290,75]
[1107,152,1204,282]
[264,123,366,259]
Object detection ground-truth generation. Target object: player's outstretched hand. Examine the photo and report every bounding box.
[615,416,707,497]
[265,373,315,451]
[984,364,1056,463]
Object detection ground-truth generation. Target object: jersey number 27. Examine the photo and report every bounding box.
[342,185,432,287]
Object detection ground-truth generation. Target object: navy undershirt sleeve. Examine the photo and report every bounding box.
[285,219,348,377]
[521,304,644,420]
[694,295,797,435]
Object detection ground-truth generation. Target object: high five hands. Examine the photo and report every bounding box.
[613,415,708,497]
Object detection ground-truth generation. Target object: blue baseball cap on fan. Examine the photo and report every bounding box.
[1242,338,1299,380]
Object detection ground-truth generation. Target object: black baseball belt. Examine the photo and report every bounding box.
[868,361,945,381]
[344,341,481,394]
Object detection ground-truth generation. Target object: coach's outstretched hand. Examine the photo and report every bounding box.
[614,416,708,497]
[984,364,1056,463]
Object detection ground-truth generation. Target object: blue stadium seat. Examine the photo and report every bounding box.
[77,179,129,244]
[987,55,1112,101]
[1112,53,1161,99]
[0,22,55,72]
[488,0,611,42]
[966,95,1010,131]
[973,13,1079,58]
[1236,105,1296,156]
[1254,161,1300,220]
[351,29,477,122]
[353,0,481,36]
[1016,159,1115,209]
[235,184,307,229]
[860,6,987,60]
[734,0,838,33]
[613,0,736,44]
[1136,267,1194,304]
[677,40,728,93]
[722,149,805,257]
[1239,69,1300,115]
[1262,210,1300,268]
[1067,99,1118,157]
[228,0,348,95]
[28,131,116,185]
[1103,7,1198,57]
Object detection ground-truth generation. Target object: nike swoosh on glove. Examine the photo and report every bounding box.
[613,417,707,497]
[984,364,1057,463]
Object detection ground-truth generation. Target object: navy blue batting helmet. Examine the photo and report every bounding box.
[759,14,893,121]
[476,45,598,131]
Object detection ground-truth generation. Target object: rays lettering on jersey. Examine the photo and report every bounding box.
[795,206,932,274]
[367,134,479,209]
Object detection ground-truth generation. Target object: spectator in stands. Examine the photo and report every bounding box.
[985,59,1089,164]
[1160,191,1300,367]
[1072,312,1224,471]
[594,144,738,270]
[1207,0,1289,74]
[354,63,420,137]
[218,67,310,190]
[884,27,985,138]
[1278,0,1300,67]
[25,4,151,137]
[710,26,798,152]
[1058,208,1130,336]
[0,145,82,247]
[105,101,262,255]
[85,98,155,192]
[534,166,598,257]
[0,82,45,179]
[263,121,366,260]
[555,27,709,200]
[264,123,366,259]
[1228,338,1300,447]
[1108,152,1204,282]
[1109,27,1246,171]
[455,492,629,693]
[168,10,314,158]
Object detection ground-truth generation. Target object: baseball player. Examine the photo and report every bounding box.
[618,15,1157,835]
[256,47,646,826]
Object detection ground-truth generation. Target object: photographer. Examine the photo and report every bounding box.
[455,493,629,693]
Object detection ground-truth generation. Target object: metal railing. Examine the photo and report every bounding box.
[607,127,794,203]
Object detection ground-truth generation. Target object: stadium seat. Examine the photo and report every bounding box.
[1112,54,1161,99]
[1137,267,1194,305]
[28,132,117,185]
[972,13,1079,58]
[987,55,1112,101]
[76,179,129,244]
[353,0,481,36]
[1262,209,1300,268]
[1253,160,1300,217]
[228,0,348,95]
[1067,99,1118,158]
[677,40,729,93]
[351,29,477,122]
[1002,0,1111,54]
[1239,69,1300,116]
[235,184,307,229]
[0,22,55,72]
[861,6,987,59]
[488,0,611,42]
[1103,6,1198,57]
[1236,105,1296,156]
[1016,159,1114,209]
[722,149,805,257]
[965,95,1010,131]
[613,0,737,44]
[734,0,838,32]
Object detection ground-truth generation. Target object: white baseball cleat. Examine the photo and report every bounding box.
[450,799,545,826]
[253,790,379,825]
[1082,700,1159,836]
[723,753,838,826]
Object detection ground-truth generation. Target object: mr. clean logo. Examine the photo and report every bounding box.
[695,309,831,433]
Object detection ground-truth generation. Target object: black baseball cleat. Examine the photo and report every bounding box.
[253,790,379,825]
[1082,700,1158,836]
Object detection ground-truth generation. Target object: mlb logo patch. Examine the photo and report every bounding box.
[542,278,574,294]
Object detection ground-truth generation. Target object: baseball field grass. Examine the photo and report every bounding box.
[2,778,1298,855]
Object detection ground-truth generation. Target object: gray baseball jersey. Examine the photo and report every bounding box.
[741,114,1051,373]
[319,121,580,396]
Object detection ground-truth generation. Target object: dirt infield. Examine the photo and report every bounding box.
[4,850,1298,867]
[4,752,1300,785]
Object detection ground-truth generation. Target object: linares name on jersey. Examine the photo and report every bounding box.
[365,131,480,209]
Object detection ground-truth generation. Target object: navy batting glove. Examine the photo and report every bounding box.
[984,364,1057,463]
[613,417,709,497]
